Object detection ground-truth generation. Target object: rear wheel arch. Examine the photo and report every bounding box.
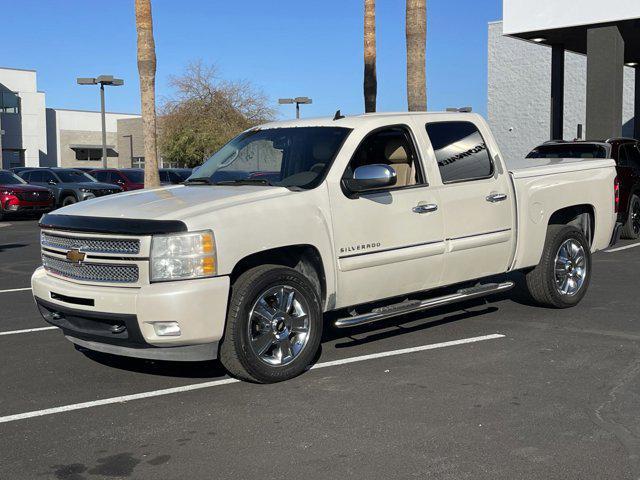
[548,204,595,246]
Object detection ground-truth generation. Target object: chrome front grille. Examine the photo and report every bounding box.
[41,232,140,255]
[42,254,139,284]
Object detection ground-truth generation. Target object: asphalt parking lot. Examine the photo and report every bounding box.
[1,219,640,479]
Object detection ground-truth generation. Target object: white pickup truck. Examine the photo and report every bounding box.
[32,112,620,383]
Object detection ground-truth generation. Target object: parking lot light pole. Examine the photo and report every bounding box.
[278,97,313,119]
[77,76,124,169]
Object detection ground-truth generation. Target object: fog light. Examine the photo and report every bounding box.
[152,321,181,337]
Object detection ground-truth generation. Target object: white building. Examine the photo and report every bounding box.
[0,67,139,170]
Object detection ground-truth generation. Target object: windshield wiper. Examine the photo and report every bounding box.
[183,177,214,185]
[214,178,273,186]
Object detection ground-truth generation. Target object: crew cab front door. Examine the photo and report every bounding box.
[328,125,445,309]
[422,119,515,285]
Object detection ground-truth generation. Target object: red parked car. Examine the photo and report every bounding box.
[0,170,54,220]
[89,168,145,191]
[527,138,640,239]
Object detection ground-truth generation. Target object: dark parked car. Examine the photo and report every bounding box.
[18,168,123,207]
[527,138,640,239]
[0,170,54,220]
[90,168,145,191]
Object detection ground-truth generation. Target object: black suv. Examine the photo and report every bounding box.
[18,168,123,207]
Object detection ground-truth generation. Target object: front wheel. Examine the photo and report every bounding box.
[61,195,77,207]
[219,265,323,383]
[525,225,591,308]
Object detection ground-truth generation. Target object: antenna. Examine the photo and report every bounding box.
[333,110,345,121]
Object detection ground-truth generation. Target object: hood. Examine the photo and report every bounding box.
[56,184,294,221]
[0,183,51,193]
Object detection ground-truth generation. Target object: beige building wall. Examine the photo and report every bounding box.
[117,118,145,168]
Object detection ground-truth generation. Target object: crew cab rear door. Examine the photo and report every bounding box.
[419,117,516,285]
[327,123,445,308]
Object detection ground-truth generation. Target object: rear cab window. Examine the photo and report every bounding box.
[425,121,493,183]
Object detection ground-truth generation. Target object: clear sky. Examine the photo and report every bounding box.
[2,0,502,119]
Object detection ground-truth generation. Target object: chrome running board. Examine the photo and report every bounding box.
[334,282,514,329]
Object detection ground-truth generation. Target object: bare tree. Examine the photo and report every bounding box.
[406,0,427,111]
[364,0,377,113]
[159,61,274,167]
[135,0,161,187]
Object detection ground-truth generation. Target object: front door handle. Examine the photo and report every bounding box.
[486,193,508,203]
[413,203,438,214]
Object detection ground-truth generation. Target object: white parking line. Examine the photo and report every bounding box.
[0,326,57,337]
[0,287,32,294]
[605,242,640,253]
[0,333,504,424]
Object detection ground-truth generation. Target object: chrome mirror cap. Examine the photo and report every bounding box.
[345,164,397,193]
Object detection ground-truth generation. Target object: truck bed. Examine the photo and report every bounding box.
[508,157,616,179]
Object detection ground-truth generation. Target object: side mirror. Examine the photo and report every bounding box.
[343,164,397,193]
[48,179,57,185]
[116,179,125,185]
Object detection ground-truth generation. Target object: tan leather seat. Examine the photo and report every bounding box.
[384,140,414,187]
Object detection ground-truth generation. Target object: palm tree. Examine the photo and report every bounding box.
[406,0,427,111]
[135,0,161,187]
[364,0,377,113]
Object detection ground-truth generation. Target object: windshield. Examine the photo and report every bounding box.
[526,144,609,159]
[122,170,144,183]
[0,171,26,185]
[189,127,351,188]
[56,170,97,183]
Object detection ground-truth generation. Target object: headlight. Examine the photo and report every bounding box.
[150,230,216,282]
[79,188,93,193]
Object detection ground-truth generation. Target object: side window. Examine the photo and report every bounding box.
[425,121,493,183]
[21,172,31,182]
[629,144,640,169]
[617,145,630,167]
[93,171,109,182]
[30,171,44,182]
[343,126,423,188]
[41,171,57,183]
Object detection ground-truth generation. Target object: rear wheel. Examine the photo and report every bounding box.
[622,194,640,240]
[61,195,77,207]
[219,265,323,383]
[525,225,591,308]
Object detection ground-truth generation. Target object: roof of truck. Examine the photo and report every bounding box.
[258,111,482,130]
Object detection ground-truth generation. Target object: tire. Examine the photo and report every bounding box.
[525,225,591,308]
[219,265,323,383]
[622,194,640,240]
[61,195,77,207]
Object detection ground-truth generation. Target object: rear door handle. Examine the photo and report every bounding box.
[413,203,438,214]
[486,193,508,203]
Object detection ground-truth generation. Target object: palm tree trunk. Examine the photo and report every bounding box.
[364,0,377,113]
[406,0,427,111]
[135,0,161,187]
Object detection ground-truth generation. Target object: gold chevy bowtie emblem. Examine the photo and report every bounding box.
[66,249,86,264]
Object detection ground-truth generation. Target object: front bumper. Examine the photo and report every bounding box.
[31,267,230,361]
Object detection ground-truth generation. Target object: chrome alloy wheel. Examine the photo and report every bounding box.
[247,285,311,366]
[554,239,587,296]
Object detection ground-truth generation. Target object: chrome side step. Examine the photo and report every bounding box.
[334,281,514,329]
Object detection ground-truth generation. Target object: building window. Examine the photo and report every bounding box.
[132,156,145,168]
[0,91,20,114]
[74,148,103,161]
